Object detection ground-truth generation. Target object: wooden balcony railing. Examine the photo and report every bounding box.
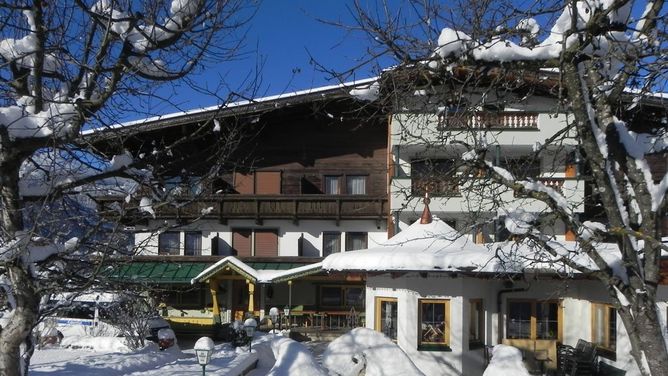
[99,194,388,224]
[438,112,538,129]
[514,178,565,197]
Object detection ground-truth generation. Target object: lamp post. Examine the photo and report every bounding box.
[243,318,257,352]
[269,307,279,335]
[283,306,290,329]
[194,336,214,376]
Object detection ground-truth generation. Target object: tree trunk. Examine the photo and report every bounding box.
[617,297,668,376]
[0,266,39,376]
[0,135,39,375]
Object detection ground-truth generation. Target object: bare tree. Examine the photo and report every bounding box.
[0,1,257,374]
[330,1,668,375]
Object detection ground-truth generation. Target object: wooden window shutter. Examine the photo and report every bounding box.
[254,230,278,257]
[255,171,281,194]
[234,172,254,194]
[232,229,252,257]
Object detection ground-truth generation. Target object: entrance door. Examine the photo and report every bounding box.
[232,280,260,320]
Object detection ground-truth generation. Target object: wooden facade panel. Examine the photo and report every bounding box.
[241,114,387,197]
[232,229,252,257]
[254,230,278,257]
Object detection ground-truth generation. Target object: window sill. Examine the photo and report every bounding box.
[418,344,452,352]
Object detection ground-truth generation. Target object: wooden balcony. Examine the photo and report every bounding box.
[99,194,388,224]
[438,112,538,129]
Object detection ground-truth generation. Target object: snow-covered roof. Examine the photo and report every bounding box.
[83,77,379,136]
[323,214,625,276]
[323,216,499,273]
[191,256,322,284]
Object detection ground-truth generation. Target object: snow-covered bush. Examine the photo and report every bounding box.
[323,328,424,376]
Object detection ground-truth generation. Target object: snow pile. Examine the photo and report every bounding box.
[91,0,201,53]
[501,208,536,235]
[482,344,530,376]
[323,216,496,273]
[60,336,131,353]
[31,341,188,375]
[265,337,327,376]
[324,214,626,276]
[434,1,638,66]
[108,152,134,171]
[322,328,424,376]
[0,10,59,72]
[349,81,380,101]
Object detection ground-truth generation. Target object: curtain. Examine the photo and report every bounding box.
[184,232,202,256]
[325,176,340,194]
[347,176,366,195]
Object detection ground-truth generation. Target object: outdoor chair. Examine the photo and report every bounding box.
[556,344,578,376]
[556,340,598,376]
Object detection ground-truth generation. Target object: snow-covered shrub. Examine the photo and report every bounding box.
[323,327,424,376]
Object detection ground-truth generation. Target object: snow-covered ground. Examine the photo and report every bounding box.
[30,329,504,375]
[31,336,260,376]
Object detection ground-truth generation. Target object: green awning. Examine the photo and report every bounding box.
[246,262,305,270]
[107,262,211,284]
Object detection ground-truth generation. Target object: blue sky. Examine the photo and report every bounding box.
[140,1,383,120]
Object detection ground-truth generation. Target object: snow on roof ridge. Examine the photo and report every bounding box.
[190,256,322,284]
[83,77,379,135]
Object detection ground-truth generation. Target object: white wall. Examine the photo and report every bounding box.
[365,274,668,376]
[134,218,387,256]
[365,274,499,376]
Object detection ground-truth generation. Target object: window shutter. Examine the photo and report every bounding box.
[234,172,254,194]
[232,229,252,257]
[254,230,278,257]
[255,171,281,194]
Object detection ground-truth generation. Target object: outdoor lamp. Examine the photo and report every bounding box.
[283,306,290,329]
[269,307,279,335]
[243,318,257,351]
[194,336,214,376]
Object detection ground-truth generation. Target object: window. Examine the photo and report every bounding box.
[319,285,364,308]
[592,303,616,353]
[506,300,560,340]
[411,159,459,197]
[323,232,341,256]
[184,232,202,256]
[158,232,180,255]
[346,175,367,195]
[375,297,398,341]
[345,287,364,307]
[499,157,541,180]
[162,288,205,309]
[321,286,343,306]
[163,176,203,196]
[346,232,368,251]
[324,176,341,194]
[419,299,450,350]
[469,299,484,348]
